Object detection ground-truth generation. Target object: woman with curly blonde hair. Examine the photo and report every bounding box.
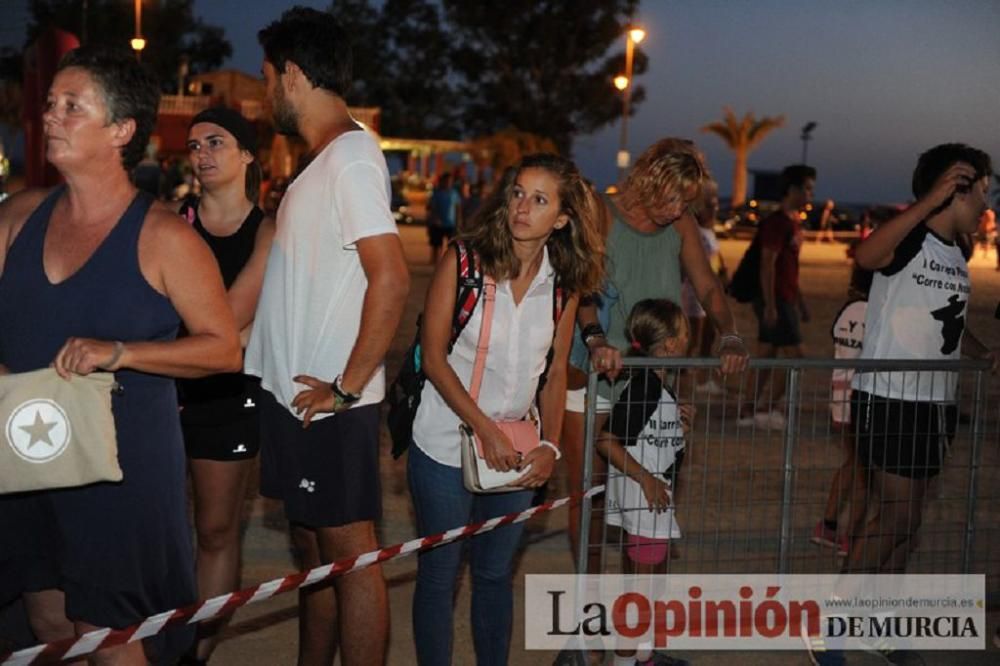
[408,153,604,664]
[561,137,749,574]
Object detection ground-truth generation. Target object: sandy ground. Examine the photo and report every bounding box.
[4,225,999,664]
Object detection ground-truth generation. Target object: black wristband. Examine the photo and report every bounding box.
[580,323,605,347]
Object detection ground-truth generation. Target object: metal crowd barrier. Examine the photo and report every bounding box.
[576,358,998,600]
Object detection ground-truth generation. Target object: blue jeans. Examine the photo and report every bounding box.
[408,444,533,665]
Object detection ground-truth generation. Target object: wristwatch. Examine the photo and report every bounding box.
[331,375,362,410]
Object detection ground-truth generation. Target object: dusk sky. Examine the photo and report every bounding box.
[3,0,999,205]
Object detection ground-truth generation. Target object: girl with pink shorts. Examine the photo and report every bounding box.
[597,299,695,571]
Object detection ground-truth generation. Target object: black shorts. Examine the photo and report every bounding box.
[181,382,261,461]
[753,298,802,347]
[427,225,455,248]
[259,390,382,528]
[851,390,957,479]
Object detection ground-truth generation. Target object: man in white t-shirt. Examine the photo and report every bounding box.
[247,9,409,665]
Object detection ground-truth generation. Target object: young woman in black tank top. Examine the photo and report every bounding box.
[177,108,275,665]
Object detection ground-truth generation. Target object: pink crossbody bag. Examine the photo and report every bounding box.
[459,276,541,493]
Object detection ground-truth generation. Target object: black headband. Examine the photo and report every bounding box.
[190,107,258,155]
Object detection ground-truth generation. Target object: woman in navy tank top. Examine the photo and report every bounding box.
[175,107,275,665]
[0,47,241,664]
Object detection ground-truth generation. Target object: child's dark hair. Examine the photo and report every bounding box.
[912,143,992,199]
[625,299,688,356]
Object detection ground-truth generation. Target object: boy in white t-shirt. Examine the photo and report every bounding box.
[846,143,994,577]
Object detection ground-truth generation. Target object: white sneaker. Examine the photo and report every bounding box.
[754,410,787,430]
[695,379,725,396]
[737,411,786,430]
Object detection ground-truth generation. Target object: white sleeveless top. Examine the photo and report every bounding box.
[413,248,556,467]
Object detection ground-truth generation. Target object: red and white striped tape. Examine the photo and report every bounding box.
[2,485,605,665]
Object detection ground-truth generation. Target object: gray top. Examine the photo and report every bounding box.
[604,196,683,348]
[600,196,683,397]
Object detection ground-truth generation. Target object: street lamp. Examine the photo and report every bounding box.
[615,26,645,179]
[800,121,817,164]
[131,0,145,61]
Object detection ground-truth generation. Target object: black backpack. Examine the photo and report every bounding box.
[386,239,566,458]
[727,233,761,304]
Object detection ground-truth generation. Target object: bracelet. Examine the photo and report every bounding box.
[99,341,125,371]
[580,323,606,348]
[539,440,561,460]
[719,333,745,348]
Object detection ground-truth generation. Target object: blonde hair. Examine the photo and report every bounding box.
[457,153,605,295]
[622,138,706,212]
[625,299,689,357]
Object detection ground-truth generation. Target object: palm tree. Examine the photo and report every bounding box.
[701,108,785,208]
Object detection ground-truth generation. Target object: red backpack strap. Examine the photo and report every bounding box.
[450,239,484,350]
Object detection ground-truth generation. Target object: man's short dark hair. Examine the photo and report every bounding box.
[57,46,160,172]
[911,143,992,199]
[779,164,817,196]
[258,7,352,97]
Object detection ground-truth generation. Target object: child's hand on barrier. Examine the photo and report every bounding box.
[679,403,696,434]
[640,473,673,513]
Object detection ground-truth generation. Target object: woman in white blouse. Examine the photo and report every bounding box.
[409,154,605,664]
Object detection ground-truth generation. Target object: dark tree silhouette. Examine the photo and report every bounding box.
[330,0,644,152]
[21,0,231,94]
[443,0,644,154]
[329,0,459,139]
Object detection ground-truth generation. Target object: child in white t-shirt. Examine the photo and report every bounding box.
[812,265,872,556]
[599,299,695,568]
[598,299,695,666]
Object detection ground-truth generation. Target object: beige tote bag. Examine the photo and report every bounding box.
[0,368,121,494]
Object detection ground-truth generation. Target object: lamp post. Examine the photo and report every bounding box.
[615,27,645,180]
[800,121,817,164]
[131,0,145,61]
